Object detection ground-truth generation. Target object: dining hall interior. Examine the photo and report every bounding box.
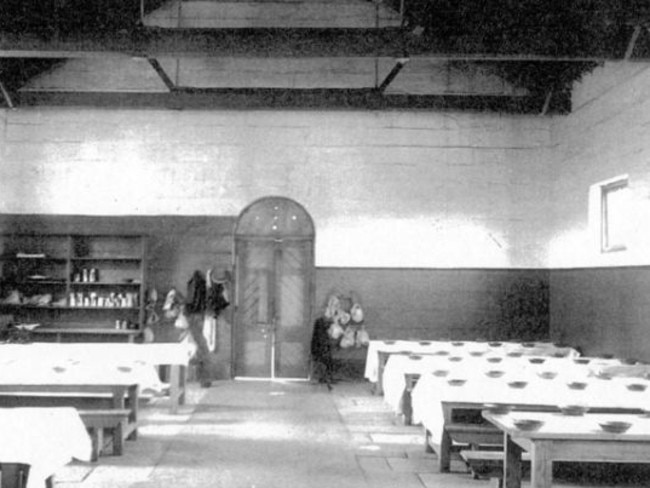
[1,1,650,487]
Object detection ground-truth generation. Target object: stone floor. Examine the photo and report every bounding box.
[53,380,648,488]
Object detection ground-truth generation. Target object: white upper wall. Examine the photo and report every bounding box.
[7,61,650,270]
[0,108,552,268]
[548,62,650,268]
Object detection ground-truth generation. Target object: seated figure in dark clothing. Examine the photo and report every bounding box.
[310,316,334,390]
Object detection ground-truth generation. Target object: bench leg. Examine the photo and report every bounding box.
[126,424,137,441]
[424,429,434,454]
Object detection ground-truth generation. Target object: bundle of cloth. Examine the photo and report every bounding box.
[323,293,368,349]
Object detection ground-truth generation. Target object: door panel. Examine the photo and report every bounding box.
[234,240,275,378]
[274,241,312,378]
[234,239,312,378]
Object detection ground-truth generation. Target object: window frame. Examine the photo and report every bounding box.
[600,177,629,253]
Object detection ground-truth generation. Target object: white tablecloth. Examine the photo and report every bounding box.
[0,341,195,366]
[0,342,196,394]
[0,407,91,488]
[364,340,579,383]
[411,368,650,448]
[382,353,620,415]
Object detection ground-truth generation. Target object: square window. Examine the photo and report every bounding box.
[600,178,629,253]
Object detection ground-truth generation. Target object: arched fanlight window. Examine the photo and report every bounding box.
[235,196,315,239]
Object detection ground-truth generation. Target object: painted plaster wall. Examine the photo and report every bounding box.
[0,108,553,269]
[548,63,650,358]
[548,63,650,268]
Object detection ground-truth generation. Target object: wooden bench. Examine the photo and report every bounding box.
[78,409,132,461]
[447,422,502,445]
[0,383,139,447]
[425,422,504,473]
[460,449,531,485]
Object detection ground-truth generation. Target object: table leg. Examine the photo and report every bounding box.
[530,440,553,488]
[168,364,187,413]
[126,384,139,441]
[376,352,388,395]
[113,422,124,455]
[504,433,523,488]
[169,364,180,414]
[178,365,186,405]
[438,427,452,472]
[402,388,413,426]
[112,386,126,409]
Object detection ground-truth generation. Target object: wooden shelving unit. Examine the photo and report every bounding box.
[0,233,147,341]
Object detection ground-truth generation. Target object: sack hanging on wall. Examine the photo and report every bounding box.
[350,303,364,324]
[325,295,341,319]
[356,326,370,347]
[174,313,189,330]
[328,322,344,340]
[338,295,353,313]
[340,326,356,348]
[337,311,351,326]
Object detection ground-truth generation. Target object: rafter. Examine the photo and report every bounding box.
[11,88,569,114]
[1,28,648,61]
[0,80,14,108]
[378,57,409,92]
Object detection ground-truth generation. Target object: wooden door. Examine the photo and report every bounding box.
[234,238,313,378]
[233,196,315,379]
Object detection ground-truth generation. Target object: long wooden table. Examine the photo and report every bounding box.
[411,367,650,472]
[0,342,194,413]
[366,340,579,395]
[484,411,650,488]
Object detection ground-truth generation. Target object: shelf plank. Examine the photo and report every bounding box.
[32,328,140,335]
[71,257,142,262]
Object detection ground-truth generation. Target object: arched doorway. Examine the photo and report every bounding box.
[233,196,315,379]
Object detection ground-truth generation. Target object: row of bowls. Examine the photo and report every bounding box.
[408,353,601,363]
[435,371,648,391]
[386,340,542,347]
[483,404,635,434]
[508,419,633,434]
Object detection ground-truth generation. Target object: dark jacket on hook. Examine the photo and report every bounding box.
[186,270,207,314]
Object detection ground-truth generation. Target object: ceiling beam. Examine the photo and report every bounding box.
[1,28,647,61]
[12,89,569,114]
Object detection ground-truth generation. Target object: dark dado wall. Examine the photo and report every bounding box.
[316,267,551,343]
[550,266,650,362]
[0,214,555,378]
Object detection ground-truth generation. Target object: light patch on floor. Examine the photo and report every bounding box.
[369,433,423,445]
